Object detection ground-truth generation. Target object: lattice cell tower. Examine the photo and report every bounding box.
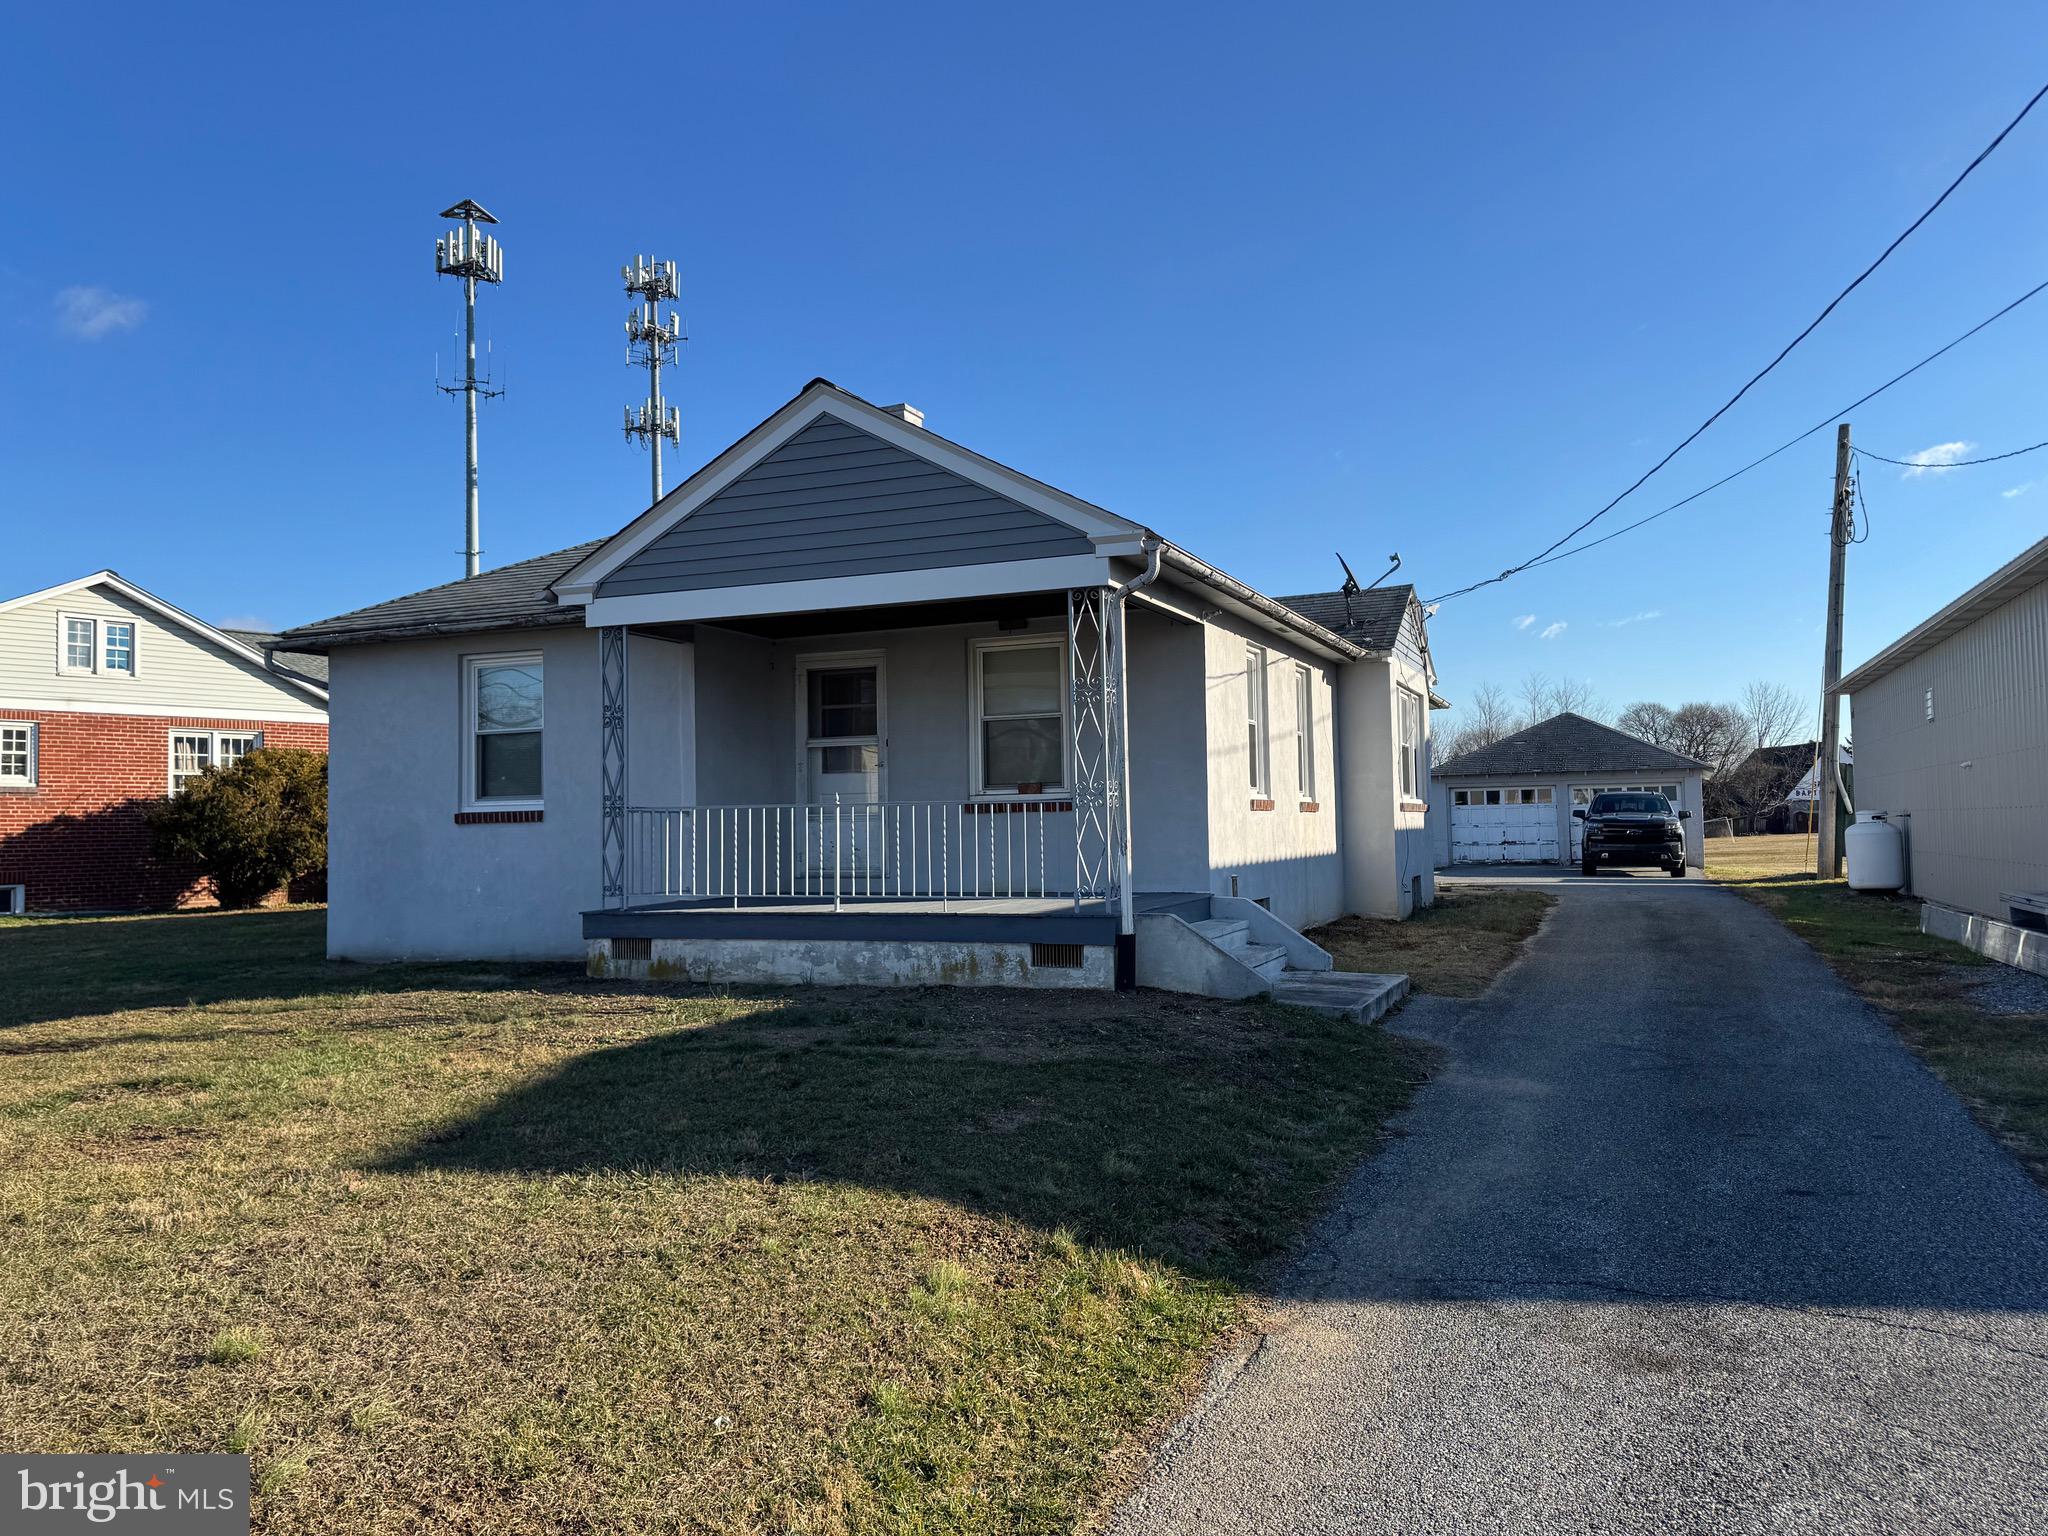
[621,256,684,502]
[435,199,504,578]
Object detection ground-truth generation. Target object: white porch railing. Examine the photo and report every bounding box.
[624,799,1076,907]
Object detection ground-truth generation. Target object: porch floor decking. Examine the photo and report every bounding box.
[584,892,1210,945]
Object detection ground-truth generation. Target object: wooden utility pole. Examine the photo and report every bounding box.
[1817,422,1851,877]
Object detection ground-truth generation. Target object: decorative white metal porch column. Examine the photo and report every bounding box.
[1067,586,1127,920]
[600,626,629,909]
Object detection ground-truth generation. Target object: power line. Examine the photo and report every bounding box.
[1430,79,2048,604]
[1428,274,2048,594]
[1852,438,2048,469]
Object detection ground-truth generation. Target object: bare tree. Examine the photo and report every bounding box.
[1616,700,1677,747]
[1667,701,1749,781]
[1740,680,1808,750]
[1437,681,1517,762]
[1518,671,1607,726]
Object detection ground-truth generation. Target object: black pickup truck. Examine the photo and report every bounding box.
[1574,791,1689,877]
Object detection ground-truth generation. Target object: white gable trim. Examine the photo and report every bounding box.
[583,553,1112,628]
[0,571,329,704]
[551,383,1145,605]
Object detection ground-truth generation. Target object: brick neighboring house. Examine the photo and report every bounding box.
[0,571,330,914]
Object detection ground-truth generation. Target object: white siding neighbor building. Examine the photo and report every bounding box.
[1840,534,2048,968]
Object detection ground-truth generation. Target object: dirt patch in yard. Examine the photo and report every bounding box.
[1309,886,1553,997]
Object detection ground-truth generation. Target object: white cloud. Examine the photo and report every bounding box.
[1511,614,1535,631]
[54,285,147,340]
[1601,609,1663,627]
[1539,621,1567,640]
[2002,482,2031,499]
[213,613,274,633]
[1899,441,1973,477]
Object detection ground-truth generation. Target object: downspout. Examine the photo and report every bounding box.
[1109,537,1163,988]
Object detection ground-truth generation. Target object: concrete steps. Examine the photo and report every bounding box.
[1271,970,1411,1024]
[1144,897,1408,1012]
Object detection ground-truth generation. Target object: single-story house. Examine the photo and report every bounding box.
[1839,533,2048,969]
[1429,712,1707,867]
[278,379,1441,998]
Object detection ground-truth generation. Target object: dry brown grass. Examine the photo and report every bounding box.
[0,907,1426,1534]
[1703,830,1821,880]
[1308,886,1553,997]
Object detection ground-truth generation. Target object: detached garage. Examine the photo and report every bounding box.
[1431,712,1708,868]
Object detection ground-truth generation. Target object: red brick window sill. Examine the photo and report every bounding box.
[1249,798,1275,812]
[1299,801,1321,813]
[453,809,544,825]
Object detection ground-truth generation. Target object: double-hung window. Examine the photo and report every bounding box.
[103,622,135,674]
[1397,686,1422,801]
[168,729,264,793]
[0,724,37,788]
[467,653,544,806]
[1294,664,1316,802]
[1246,645,1270,795]
[972,638,1064,794]
[170,733,214,792]
[57,614,137,677]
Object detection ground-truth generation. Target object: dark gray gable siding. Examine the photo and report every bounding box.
[595,415,1094,598]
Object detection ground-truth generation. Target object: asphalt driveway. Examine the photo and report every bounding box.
[1111,879,2048,1534]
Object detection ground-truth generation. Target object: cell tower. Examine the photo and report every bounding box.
[621,256,683,503]
[435,200,504,579]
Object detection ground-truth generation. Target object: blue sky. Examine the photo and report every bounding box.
[5,3,2043,732]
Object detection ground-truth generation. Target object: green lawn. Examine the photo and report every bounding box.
[0,908,1428,1535]
[1705,861,2048,1186]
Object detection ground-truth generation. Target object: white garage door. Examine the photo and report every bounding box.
[1450,787,1559,863]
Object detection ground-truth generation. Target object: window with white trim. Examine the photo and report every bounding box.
[61,615,97,673]
[970,637,1065,795]
[467,653,544,806]
[56,614,138,678]
[167,729,265,793]
[0,723,37,788]
[1246,645,1270,794]
[1397,687,1423,799]
[170,732,213,792]
[1294,664,1316,802]
[104,621,135,674]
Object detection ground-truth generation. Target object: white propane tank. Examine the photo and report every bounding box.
[1845,813,1905,891]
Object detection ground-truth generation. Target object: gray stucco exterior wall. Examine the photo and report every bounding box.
[327,628,688,960]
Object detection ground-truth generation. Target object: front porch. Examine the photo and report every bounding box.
[588,579,1170,988]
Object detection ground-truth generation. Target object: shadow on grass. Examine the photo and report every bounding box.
[0,907,580,1034]
[374,991,1427,1279]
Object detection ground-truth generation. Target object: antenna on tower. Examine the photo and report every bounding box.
[621,255,684,504]
[435,199,504,579]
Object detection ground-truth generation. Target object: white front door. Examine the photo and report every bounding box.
[798,655,884,877]
[1450,789,1560,863]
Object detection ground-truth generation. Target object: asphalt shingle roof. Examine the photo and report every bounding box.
[276,541,606,650]
[1435,712,1706,778]
[222,630,330,686]
[1275,585,1414,652]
